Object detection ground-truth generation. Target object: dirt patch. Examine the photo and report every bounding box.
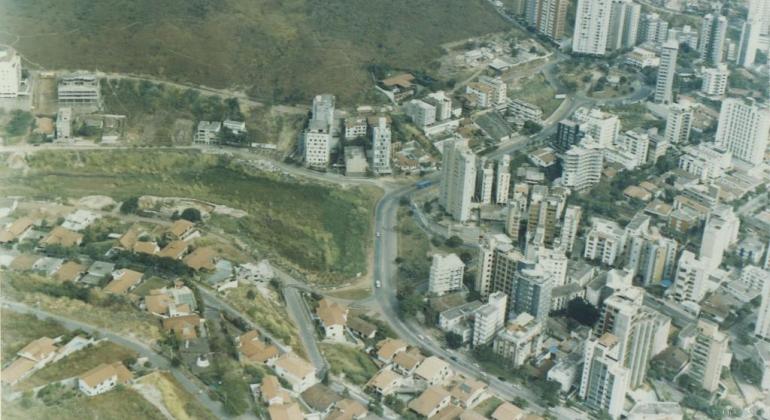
[74,195,116,210]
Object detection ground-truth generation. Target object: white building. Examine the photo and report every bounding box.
[56,107,72,141]
[477,76,508,105]
[579,333,629,418]
[78,362,133,396]
[371,117,392,174]
[0,47,21,98]
[477,161,495,205]
[404,99,437,127]
[57,72,101,106]
[495,155,511,204]
[492,313,543,367]
[715,98,770,165]
[638,12,669,45]
[700,64,729,97]
[311,94,335,130]
[670,250,710,304]
[678,143,732,182]
[573,108,620,147]
[584,218,626,266]
[699,205,740,270]
[272,353,317,393]
[654,40,678,104]
[737,18,761,67]
[561,137,603,192]
[607,0,641,51]
[613,130,650,168]
[573,0,612,55]
[429,253,465,296]
[303,121,331,168]
[699,14,728,65]
[664,103,693,145]
[624,214,678,286]
[559,205,582,255]
[439,138,477,222]
[756,277,770,341]
[472,292,507,347]
[194,121,222,144]
[689,319,731,392]
[425,91,453,121]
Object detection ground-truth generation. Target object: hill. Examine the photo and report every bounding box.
[0,0,508,103]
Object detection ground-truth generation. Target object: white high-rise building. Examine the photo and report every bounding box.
[737,19,761,68]
[756,277,770,341]
[303,94,336,167]
[429,253,465,296]
[638,12,669,45]
[607,0,637,51]
[476,234,515,297]
[572,0,612,55]
[715,98,770,165]
[574,108,620,147]
[559,205,582,255]
[477,161,495,205]
[700,64,729,97]
[670,250,710,304]
[561,137,604,192]
[699,14,728,65]
[535,246,569,287]
[478,76,508,105]
[0,47,21,98]
[584,218,626,266]
[439,139,478,222]
[579,333,630,418]
[495,155,511,204]
[371,117,392,174]
[749,0,770,35]
[690,319,731,392]
[654,41,678,104]
[472,292,508,347]
[699,205,740,271]
[664,103,693,144]
[425,91,453,121]
[493,313,544,367]
[624,214,678,286]
[614,130,650,168]
[678,143,732,182]
[404,99,437,127]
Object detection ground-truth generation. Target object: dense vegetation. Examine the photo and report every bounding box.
[1,0,507,103]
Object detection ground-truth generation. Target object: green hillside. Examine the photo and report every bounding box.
[0,0,508,103]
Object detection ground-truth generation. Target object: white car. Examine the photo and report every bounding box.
[376,231,381,237]
[375,280,381,288]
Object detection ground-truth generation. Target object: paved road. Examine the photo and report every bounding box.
[283,287,328,375]
[0,299,234,418]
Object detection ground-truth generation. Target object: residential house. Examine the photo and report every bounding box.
[167,219,196,241]
[158,240,189,260]
[327,399,367,420]
[301,383,342,416]
[366,368,402,396]
[162,314,202,340]
[103,269,143,294]
[0,217,34,244]
[267,403,303,420]
[272,353,317,393]
[144,282,197,317]
[346,317,377,340]
[78,362,133,396]
[1,337,58,385]
[449,377,488,408]
[54,261,86,282]
[376,338,408,364]
[316,298,348,341]
[80,261,116,287]
[261,375,292,406]
[40,226,83,247]
[237,330,279,365]
[414,356,453,387]
[491,402,526,420]
[393,349,425,377]
[184,247,217,271]
[408,386,452,418]
[432,405,465,420]
[133,241,159,255]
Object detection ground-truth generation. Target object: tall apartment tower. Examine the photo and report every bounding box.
[477,161,495,205]
[561,137,604,192]
[537,0,570,40]
[371,117,392,174]
[553,119,584,151]
[573,107,620,147]
[749,0,770,35]
[699,205,740,270]
[699,14,728,65]
[572,0,612,55]
[664,103,693,144]
[506,263,553,322]
[559,205,582,255]
[654,41,678,104]
[304,94,336,167]
[0,47,21,98]
[439,139,478,222]
[624,214,678,286]
[428,253,465,296]
[579,333,630,419]
[701,64,729,97]
[472,292,508,347]
[737,19,761,68]
[756,277,770,341]
[596,287,660,389]
[690,319,731,392]
[715,98,770,165]
[476,234,515,298]
[670,250,710,304]
[638,12,669,45]
[494,155,511,204]
[607,0,640,51]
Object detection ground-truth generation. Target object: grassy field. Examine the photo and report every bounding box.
[510,73,562,117]
[396,207,433,290]
[474,396,504,417]
[1,310,68,364]
[3,386,166,420]
[224,286,301,354]
[1,0,507,103]
[20,341,137,390]
[320,343,378,385]
[0,149,380,283]
[136,372,217,420]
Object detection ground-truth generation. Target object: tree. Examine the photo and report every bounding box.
[180,207,202,222]
[120,197,140,214]
[513,396,529,408]
[246,289,256,300]
[566,298,600,326]
[521,120,543,135]
[445,332,463,349]
[445,235,463,248]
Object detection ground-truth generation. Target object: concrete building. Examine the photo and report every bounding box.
[56,107,72,141]
[439,139,477,222]
[344,117,368,140]
[0,47,21,98]
[559,205,582,255]
[572,0,612,55]
[756,277,770,341]
[508,263,553,323]
[737,18,761,68]
[614,130,650,168]
[715,98,770,165]
[654,41,678,104]
[493,313,543,367]
[670,250,710,304]
[624,214,678,286]
[495,155,511,204]
[303,121,331,168]
[425,91,453,121]
[404,99,437,127]
[476,234,515,298]
[561,137,604,192]
[689,319,730,392]
[477,160,495,205]
[700,64,729,97]
[57,72,100,106]
[638,12,669,45]
[699,14,728,65]
[478,76,508,105]
[678,143,731,182]
[472,292,507,347]
[553,119,584,152]
[311,94,335,129]
[607,0,641,51]
[371,117,392,175]
[579,333,629,418]
[429,253,465,296]
[194,121,221,144]
[699,205,740,271]
[509,99,543,124]
[584,218,626,266]
[573,107,620,148]
[535,0,570,40]
[664,103,693,145]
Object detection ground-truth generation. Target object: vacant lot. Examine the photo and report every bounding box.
[1,310,68,363]
[225,286,301,354]
[1,0,506,103]
[510,73,562,117]
[21,341,137,390]
[136,372,217,420]
[0,150,380,283]
[320,343,378,385]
